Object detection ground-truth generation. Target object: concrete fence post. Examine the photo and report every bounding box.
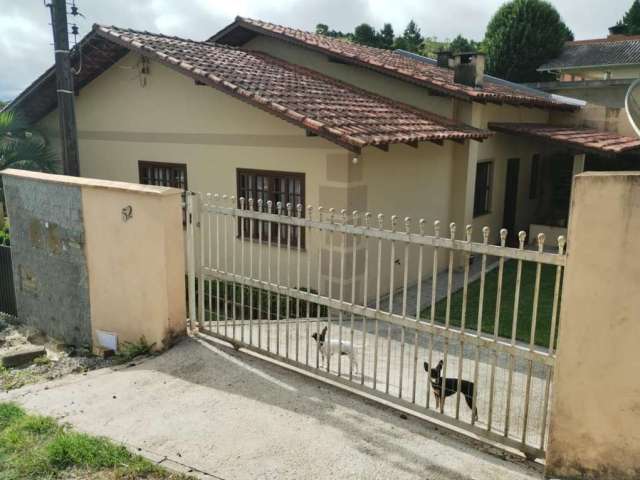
[545,172,640,479]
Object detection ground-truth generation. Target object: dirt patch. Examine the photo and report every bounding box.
[0,316,113,391]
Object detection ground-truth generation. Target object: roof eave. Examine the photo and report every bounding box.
[538,61,640,72]
[488,122,640,157]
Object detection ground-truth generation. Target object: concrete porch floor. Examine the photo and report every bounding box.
[1,337,543,480]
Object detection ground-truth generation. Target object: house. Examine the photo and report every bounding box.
[534,26,640,109]
[5,17,640,283]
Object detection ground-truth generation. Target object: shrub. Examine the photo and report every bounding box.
[0,219,9,246]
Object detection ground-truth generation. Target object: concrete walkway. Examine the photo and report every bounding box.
[1,337,543,480]
[378,257,500,316]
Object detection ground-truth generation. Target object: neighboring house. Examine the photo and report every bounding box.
[5,17,640,290]
[535,27,640,108]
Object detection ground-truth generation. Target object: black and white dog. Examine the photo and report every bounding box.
[424,360,478,421]
[311,326,358,373]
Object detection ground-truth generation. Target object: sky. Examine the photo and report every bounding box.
[0,0,632,101]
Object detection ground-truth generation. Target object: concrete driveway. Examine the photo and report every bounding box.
[1,336,543,480]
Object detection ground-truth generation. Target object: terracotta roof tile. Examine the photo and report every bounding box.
[210,17,578,112]
[94,25,491,152]
[488,123,640,155]
[539,37,640,71]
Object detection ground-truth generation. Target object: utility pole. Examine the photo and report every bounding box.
[48,0,80,176]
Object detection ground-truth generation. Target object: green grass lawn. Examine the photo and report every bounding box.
[421,260,562,348]
[0,403,192,480]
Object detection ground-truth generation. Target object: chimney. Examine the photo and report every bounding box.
[453,52,485,88]
[437,50,452,69]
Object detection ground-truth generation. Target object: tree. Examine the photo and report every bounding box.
[449,35,481,54]
[378,23,395,49]
[353,23,378,47]
[315,23,349,39]
[315,23,329,35]
[394,20,423,53]
[422,36,449,57]
[484,0,573,82]
[0,111,56,203]
[620,0,640,34]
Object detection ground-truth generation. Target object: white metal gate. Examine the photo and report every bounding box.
[186,192,566,459]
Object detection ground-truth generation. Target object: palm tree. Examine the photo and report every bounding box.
[0,110,57,207]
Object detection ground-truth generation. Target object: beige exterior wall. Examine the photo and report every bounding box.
[243,35,455,118]
[82,182,186,350]
[551,103,634,136]
[36,41,560,299]
[243,30,555,246]
[37,51,461,300]
[448,102,551,244]
[546,172,640,480]
[559,64,640,81]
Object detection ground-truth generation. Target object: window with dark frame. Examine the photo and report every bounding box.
[529,154,540,199]
[473,161,493,217]
[138,161,188,224]
[237,169,305,248]
[138,161,188,189]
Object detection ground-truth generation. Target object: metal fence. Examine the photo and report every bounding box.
[0,245,17,317]
[186,193,566,459]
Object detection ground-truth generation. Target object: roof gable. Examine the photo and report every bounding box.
[210,17,579,112]
[7,25,492,154]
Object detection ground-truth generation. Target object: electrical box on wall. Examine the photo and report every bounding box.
[95,330,118,352]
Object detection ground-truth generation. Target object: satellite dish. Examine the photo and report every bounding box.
[625,78,640,138]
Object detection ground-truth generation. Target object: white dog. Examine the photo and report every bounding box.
[311,326,358,374]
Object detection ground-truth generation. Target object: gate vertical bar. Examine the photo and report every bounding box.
[373,213,384,391]
[455,225,472,420]
[522,233,544,445]
[305,205,313,366]
[385,215,398,394]
[198,193,206,331]
[488,228,507,432]
[440,222,456,414]
[186,191,197,330]
[296,203,303,363]
[338,209,347,377]
[248,198,255,346]
[472,226,490,425]
[412,218,425,404]
[360,212,371,385]
[239,197,246,343]
[539,235,565,449]
[505,231,527,438]
[206,193,213,331]
[426,220,440,409]
[349,210,359,381]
